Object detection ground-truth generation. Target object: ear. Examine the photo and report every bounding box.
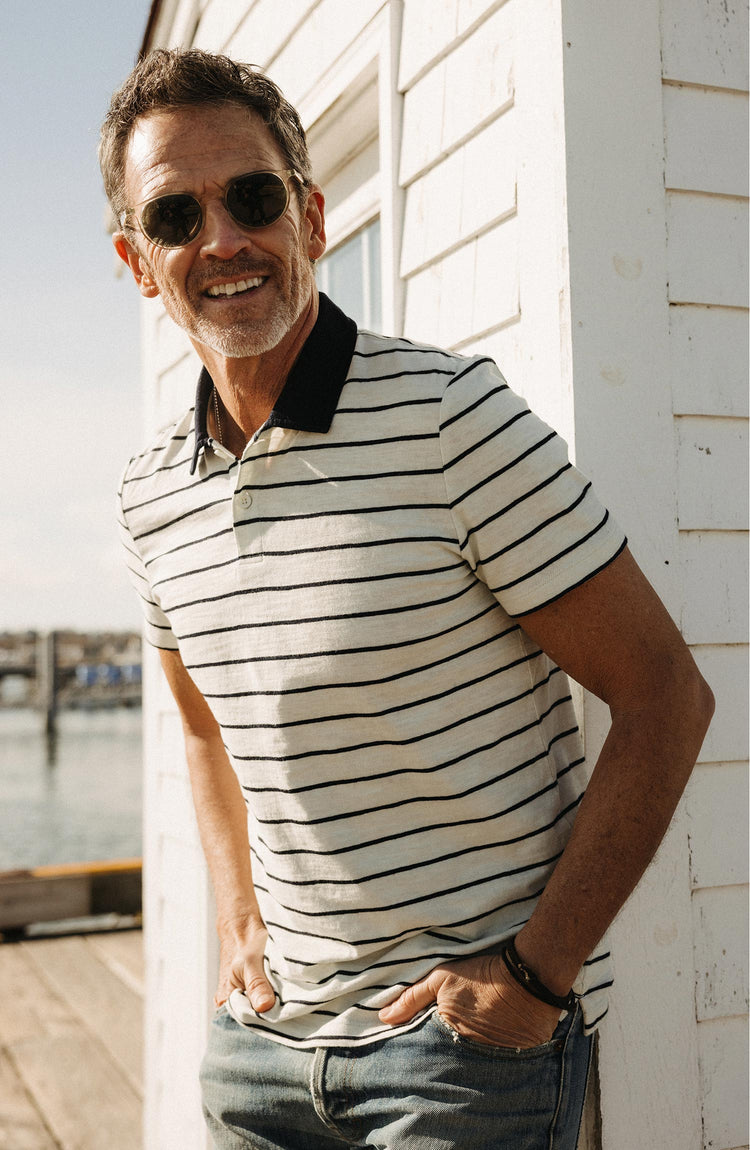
[113,231,161,298]
[304,187,327,262]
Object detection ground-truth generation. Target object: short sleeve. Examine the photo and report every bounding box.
[116,470,179,650]
[439,358,626,616]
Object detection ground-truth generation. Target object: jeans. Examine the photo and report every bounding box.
[199,1003,592,1149]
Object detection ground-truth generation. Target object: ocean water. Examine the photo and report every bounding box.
[0,708,142,871]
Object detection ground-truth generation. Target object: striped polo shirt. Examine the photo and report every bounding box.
[118,292,626,1047]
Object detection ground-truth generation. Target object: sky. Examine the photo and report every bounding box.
[1,1,154,633]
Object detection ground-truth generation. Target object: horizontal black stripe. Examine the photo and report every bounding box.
[252,733,580,859]
[126,437,443,526]
[129,495,231,544]
[166,558,466,616]
[480,483,592,566]
[493,509,611,594]
[583,951,610,967]
[174,577,477,638]
[457,463,572,549]
[259,853,561,928]
[423,892,543,944]
[231,500,448,531]
[238,669,566,772]
[122,459,235,514]
[255,790,574,890]
[512,537,628,616]
[245,694,569,814]
[443,357,494,390]
[335,397,440,415]
[233,464,444,494]
[121,452,197,485]
[448,430,556,510]
[442,408,531,473]
[345,367,455,383]
[202,624,517,701]
[185,600,501,670]
[222,648,542,732]
[439,382,508,432]
[143,524,234,569]
[583,1007,609,1032]
[243,429,440,461]
[583,978,614,996]
[352,342,457,360]
[149,530,459,582]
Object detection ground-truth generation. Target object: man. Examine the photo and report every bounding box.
[102,48,714,1150]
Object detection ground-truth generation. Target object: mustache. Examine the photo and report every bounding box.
[191,258,276,291]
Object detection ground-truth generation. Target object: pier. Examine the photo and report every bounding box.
[0,927,143,1149]
[0,631,142,729]
[0,859,144,1147]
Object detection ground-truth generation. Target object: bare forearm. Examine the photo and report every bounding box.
[183,730,263,931]
[515,674,714,993]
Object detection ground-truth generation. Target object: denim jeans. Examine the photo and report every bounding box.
[200,1003,592,1149]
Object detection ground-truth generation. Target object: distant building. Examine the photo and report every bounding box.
[132,3,748,1148]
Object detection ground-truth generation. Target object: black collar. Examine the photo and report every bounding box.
[190,292,358,474]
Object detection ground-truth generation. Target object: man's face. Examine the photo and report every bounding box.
[115,103,325,359]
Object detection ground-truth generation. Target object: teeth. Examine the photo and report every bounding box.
[207,277,264,298]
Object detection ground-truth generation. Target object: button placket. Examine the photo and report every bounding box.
[233,456,262,564]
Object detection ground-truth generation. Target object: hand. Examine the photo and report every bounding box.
[378,952,564,1048]
[214,913,275,1012]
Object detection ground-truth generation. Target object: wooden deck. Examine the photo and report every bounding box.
[0,929,143,1150]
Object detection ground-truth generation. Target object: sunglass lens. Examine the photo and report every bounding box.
[141,195,202,247]
[227,173,289,229]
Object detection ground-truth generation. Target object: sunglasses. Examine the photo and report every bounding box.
[122,169,301,249]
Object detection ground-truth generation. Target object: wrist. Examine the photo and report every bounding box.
[502,937,576,1011]
[216,908,265,939]
[512,926,581,996]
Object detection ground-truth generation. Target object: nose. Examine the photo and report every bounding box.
[198,199,255,260]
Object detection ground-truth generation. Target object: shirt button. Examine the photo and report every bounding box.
[238,491,253,509]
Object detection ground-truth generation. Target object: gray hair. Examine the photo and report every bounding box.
[99,48,312,220]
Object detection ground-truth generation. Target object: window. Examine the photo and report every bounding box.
[300,9,403,336]
[317,219,381,330]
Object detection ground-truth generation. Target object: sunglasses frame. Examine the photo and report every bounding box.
[121,168,303,249]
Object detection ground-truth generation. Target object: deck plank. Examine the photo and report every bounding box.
[85,928,144,994]
[0,944,73,1044]
[0,1049,58,1150]
[21,936,142,1093]
[10,1030,141,1150]
[0,931,142,1150]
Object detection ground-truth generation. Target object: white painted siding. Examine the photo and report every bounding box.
[131,2,748,1147]
[662,2,749,1147]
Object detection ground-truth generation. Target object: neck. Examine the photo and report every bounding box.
[198,290,319,456]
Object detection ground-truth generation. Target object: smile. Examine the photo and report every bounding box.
[206,276,266,298]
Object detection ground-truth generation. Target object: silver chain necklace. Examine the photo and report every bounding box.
[212,385,223,446]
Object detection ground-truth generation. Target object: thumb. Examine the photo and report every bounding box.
[243,967,276,1013]
[379,970,442,1025]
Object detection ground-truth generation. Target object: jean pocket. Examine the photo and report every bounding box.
[433,1010,566,1059]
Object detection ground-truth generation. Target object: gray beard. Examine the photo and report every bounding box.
[190,303,302,358]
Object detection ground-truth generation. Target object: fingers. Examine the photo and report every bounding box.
[215,958,276,1013]
[214,977,275,1012]
[379,970,442,1025]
